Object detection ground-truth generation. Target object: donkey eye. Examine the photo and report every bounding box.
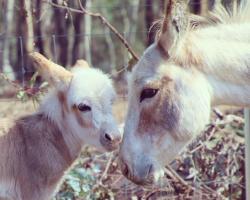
[78,103,91,112]
[140,88,159,102]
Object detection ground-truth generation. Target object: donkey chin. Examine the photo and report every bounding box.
[119,155,167,186]
[119,124,199,186]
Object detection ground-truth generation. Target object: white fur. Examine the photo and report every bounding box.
[0,65,121,200]
[40,67,118,151]
[119,2,250,185]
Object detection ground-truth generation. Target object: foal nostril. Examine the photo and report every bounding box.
[104,133,113,142]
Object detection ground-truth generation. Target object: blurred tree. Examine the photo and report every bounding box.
[24,0,34,52]
[84,0,92,66]
[101,6,116,73]
[15,0,35,81]
[34,0,45,55]
[189,0,201,14]
[125,0,140,45]
[2,0,15,80]
[160,0,166,12]
[71,0,86,65]
[145,0,154,46]
[52,0,68,66]
[1,0,234,81]
[201,0,209,15]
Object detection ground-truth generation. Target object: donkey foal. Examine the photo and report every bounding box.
[0,53,122,200]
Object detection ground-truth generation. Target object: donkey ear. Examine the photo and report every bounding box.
[72,59,90,68]
[29,52,73,86]
[157,0,188,57]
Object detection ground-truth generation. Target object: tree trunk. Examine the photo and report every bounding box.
[39,0,53,59]
[145,0,154,46]
[2,0,15,80]
[121,2,130,63]
[71,1,86,65]
[84,0,92,66]
[0,1,5,70]
[200,0,208,15]
[71,10,84,64]
[24,0,34,52]
[160,0,166,12]
[101,7,116,73]
[52,0,68,66]
[34,0,44,55]
[189,0,201,14]
[15,0,35,82]
[128,0,140,45]
[244,109,250,200]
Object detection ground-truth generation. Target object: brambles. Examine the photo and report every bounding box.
[0,72,48,103]
[53,107,245,200]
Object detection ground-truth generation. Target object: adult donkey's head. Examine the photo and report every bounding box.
[119,0,213,185]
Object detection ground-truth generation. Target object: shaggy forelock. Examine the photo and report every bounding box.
[68,67,115,104]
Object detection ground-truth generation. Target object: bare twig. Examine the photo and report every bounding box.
[45,0,139,62]
[213,108,224,119]
[165,165,223,199]
[0,70,48,100]
[165,165,189,187]
[99,153,114,185]
[0,73,22,90]
[189,124,216,154]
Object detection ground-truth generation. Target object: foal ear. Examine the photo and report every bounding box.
[157,0,188,57]
[29,52,73,86]
[73,59,90,68]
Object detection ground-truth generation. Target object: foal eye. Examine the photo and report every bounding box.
[140,88,159,102]
[78,103,91,112]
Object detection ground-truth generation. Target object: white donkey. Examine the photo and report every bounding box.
[0,52,122,200]
[119,0,250,185]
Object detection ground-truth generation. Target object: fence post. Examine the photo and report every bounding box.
[244,109,250,200]
[52,35,57,63]
[19,36,25,86]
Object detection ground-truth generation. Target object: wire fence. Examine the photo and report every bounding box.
[0,1,213,12]
[5,2,210,11]
[0,31,141,104]
[0,31,143,75]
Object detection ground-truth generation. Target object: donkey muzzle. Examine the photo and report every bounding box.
[119,156,155,185]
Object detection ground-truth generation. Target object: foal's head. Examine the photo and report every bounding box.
[119,0,213,185]
[30,53,122,152]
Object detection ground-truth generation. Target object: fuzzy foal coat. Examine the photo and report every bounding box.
[0,52,121,200]
[0,113,81,200]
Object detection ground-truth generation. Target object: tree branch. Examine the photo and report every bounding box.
[45,0,139,62]
[0,73,22,90]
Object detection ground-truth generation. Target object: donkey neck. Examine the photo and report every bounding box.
[197,37,250,107]
[174,25,250,106]
[195,38,250,106]
[206,76,250,106]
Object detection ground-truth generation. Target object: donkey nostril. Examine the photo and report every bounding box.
[104,133,112,141]
[148,164,153,176]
